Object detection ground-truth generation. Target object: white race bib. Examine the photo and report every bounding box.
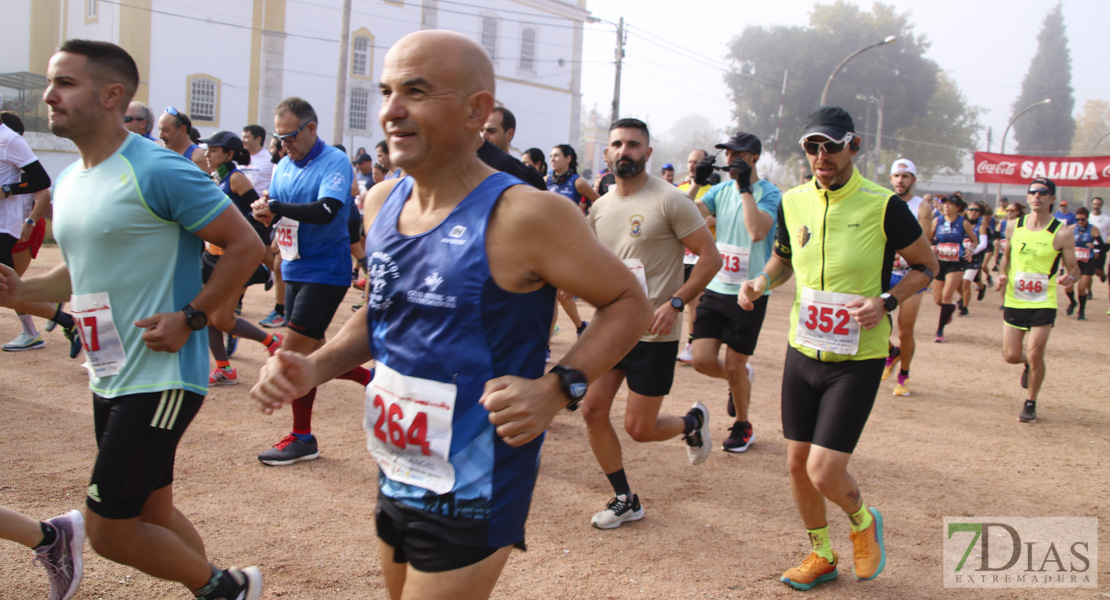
[795,287,861,355]
[622,258,650,297]
[1014,272,1049,303]
[1075,247,1091,262]
[69,292,126,377]
[364,363,456,494]
[937,242,960,262]
[275,218,300,261]
[715,242,751,285]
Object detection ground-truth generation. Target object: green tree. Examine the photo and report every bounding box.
[1070,99,1110,203]
[723,1,980,177]
[1011,3,1075,157]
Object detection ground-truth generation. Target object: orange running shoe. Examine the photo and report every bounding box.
[849,507,886,580]
[780,552,838,591]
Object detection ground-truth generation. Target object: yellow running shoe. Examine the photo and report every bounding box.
[781,552,838,591]
[880,348,900,380]
[893,374,910,397]
[850,507,886,580]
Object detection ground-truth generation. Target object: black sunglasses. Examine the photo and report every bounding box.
[123,115,144,123]
[1028,189,1052,196]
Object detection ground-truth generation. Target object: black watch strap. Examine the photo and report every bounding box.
[549,365,588,411]
[181,303,208,331]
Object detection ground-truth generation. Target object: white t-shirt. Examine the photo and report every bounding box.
[240,148,274,196]
[0,123,38,237]
[1089,212,1110,241]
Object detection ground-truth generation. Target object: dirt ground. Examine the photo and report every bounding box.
[1,243,1107,599]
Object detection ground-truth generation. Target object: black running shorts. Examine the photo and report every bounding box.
[1003,307,1056,330]
[614,340,679,397]
[0,232,17,268]
[376,493,522,572]
[780,347,883,454]
[1078,259,1097,277]
[935,260,965,280]
[692,291,768,356]
[88,390,204,519]
[284,280,348,340]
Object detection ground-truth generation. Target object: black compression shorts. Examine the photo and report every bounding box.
[936,261,965,280]
[88,390,204,519]
[780,347,883,454]
[284,280,347,339]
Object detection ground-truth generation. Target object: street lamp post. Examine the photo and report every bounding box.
[820,35,897,106]
[995,98,1052,206]
[855,94,885,179]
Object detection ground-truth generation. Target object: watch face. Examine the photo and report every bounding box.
[569,382,587,399]
[671,297,683,309]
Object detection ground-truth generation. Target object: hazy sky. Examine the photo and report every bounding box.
[580,0,1106,156]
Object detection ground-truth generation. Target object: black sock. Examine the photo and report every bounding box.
[274,304,285,316]
[687,334,693,344]
[53,308,75,329]
[899,368,910,378]
[957,299,965,310]
[681,413,700,434]
[605,469,632,498]
[1078,296,1087,313]
[34,522,57,549]
[938,303,956,333]
[1065,290,1076,303]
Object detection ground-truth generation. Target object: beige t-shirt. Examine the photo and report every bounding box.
[588,175,707,342]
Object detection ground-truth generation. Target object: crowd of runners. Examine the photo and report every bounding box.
[0,33,1104,600]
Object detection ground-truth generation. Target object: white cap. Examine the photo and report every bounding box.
[890,158,916,176]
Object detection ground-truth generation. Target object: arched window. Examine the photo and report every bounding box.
[351,30,374,79]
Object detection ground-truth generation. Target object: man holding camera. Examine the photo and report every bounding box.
[683,132,781,453]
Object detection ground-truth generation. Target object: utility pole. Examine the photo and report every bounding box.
[874,94,884,176]
[773,69,788,156]
[332,0,352,145]
[982,126,991,206]
[610,17,624,125]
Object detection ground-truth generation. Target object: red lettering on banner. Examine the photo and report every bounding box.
[975,152,1110,188]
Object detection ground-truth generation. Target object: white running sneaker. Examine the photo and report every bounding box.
[591,493,644,529]
[3,332,45,351]
[676,343,693,364]
[683,402,711,465]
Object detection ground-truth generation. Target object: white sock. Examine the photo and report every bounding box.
[18,313,38,337]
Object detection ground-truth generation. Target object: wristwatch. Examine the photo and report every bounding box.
[549,365,588,411]
[181,304,208,331]
[669,296,685,312]
[23,218,35,227]
[880,293,898,313]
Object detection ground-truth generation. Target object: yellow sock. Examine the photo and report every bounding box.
[849,503,873,533]
[806,525,835,563]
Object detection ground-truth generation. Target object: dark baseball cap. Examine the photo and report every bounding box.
[1029,177,1056,195]
[799,106,855,143]
[199,130,243,152]
[716,132,762,155]
[355,153,373,164]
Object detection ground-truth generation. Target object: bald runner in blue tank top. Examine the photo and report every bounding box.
[365,172,555,546]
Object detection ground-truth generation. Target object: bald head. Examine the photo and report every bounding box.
[385,30,495,98]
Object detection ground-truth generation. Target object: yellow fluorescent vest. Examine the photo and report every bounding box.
[781,169,893,362]
[1004,215,1062,309]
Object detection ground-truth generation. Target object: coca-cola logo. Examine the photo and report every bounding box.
[977,161,1017,175]
[1103,164,1110,178]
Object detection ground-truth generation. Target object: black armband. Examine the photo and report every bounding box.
[240,188,260,204]
[909,263,934,281]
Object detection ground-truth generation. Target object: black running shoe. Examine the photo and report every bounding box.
[977,286,986,301]
[1018,400,1037,423]
[1020,364,1029,390]
[1066,302,1077,316]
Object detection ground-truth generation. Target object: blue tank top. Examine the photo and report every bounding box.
[546,171,581,204]
[935,215,967,262]
[1075,222,1093,248]
[184,144,199,160]
[364,172,556,546]
[217,165,250,218]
